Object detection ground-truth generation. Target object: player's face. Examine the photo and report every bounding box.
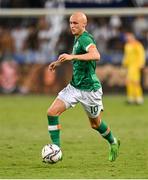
[69,15,85,36]
[125,33,134,42]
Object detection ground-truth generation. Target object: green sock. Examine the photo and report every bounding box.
[47,115,61,147]
[95,120,115,144]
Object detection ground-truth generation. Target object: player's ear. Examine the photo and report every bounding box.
[83,22,87,28]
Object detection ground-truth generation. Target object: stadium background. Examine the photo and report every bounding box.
[0,0,147,95]
[0,0,148,179]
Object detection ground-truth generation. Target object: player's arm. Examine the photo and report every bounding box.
[122,45,128,67]
[137,44,145,68]
[58,44,100,62]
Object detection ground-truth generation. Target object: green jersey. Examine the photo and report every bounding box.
[70,31,101,91]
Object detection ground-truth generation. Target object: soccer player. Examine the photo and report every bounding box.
[122,30,145,105]
[47,12,120,161]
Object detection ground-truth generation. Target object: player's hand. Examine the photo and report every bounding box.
[48,61,61,72]
[58,53,74,62]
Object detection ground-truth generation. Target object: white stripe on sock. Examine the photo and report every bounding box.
[48,125,58,131]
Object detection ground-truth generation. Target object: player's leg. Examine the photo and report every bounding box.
[47,84,79,147]
[89,113,115,144]
[126,80,135,104]
[134,82,143,104]
[89,114,120,162]
[47,98,66,147]
[126,70,136,104]
[133,71,144,105]
[80,89,120,161]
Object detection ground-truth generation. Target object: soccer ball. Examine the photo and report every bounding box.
[41,144,62,163]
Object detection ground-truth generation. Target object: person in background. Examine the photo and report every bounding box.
[122,30,146,105]
[0,60,20,93]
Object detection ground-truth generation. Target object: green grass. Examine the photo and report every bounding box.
[0,94,148,179]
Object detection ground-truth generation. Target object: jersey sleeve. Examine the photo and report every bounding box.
[136,43,146,68]
[122,44,129,67]
[79,36,96,52]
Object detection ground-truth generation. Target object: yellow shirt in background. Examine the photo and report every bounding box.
[122,40,145,82]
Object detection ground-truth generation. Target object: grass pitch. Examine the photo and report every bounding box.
[0,94,148,179]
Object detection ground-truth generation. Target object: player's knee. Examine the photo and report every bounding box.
[90,117,101,129]
[47,108,58,116]
[91,123,98,129]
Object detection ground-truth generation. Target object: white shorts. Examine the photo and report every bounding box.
[57,84,104,118]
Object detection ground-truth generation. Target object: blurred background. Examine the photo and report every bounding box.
[0,0,147,95]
